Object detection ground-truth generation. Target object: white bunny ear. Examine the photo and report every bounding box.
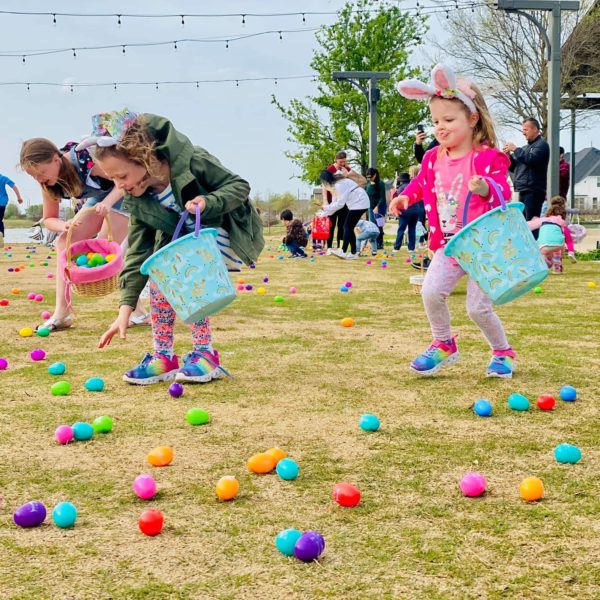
[396,79,435,101]
[431,64,456,91]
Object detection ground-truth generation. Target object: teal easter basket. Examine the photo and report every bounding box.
[444,177,548,305]
[141,206,236,323]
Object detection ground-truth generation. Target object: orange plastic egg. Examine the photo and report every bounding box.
[247,452,276,474]
[340,317,355,328]
[147,446,174,467]
[237,277,245,284]
[265,447,287,465]
[216,475,240,500]
[519,476,544,502]
[11,288,21,294]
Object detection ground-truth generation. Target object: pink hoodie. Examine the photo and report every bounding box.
[528,215,575,253]
[402,145,512,252]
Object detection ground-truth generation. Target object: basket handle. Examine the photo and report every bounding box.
[172,204,201,241]
[65,205,113,266]
[462,176,507,227]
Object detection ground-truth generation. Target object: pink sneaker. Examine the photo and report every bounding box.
[122,352,180,385]
[410,337,459,376]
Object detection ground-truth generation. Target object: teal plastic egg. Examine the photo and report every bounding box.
[359,414,380,431]
[52,502,77,528]
[508,393,530,411]
[75,255,88,267]
[275,528,302,556]
[85,377,105,392]
[48,362,66,376]
[276,458,300,481]
[72,422,94,441]
[554,443,582,464]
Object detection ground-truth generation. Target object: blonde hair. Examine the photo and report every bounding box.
[92,116,162,177]
[430,83,498,148]
[20,138,83,200]
[408,165,420,179]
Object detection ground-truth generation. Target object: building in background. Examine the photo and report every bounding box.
[566,147,600,211]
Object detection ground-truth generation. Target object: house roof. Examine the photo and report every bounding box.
[565,146,600,183]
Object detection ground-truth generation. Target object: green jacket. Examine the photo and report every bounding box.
[119,114,264,308]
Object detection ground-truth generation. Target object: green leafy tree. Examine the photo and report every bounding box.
[273,0,429,183]
[4,204,23,219]
[25,204,43,221]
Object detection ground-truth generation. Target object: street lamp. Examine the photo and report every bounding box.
[496,0,580,197]
[331,71,390,170]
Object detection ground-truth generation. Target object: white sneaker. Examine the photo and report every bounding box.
[345,253,359,260]
[331,248,347,259]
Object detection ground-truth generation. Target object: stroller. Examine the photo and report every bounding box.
[310,214,331,251]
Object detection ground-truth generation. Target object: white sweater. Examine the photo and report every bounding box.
[323,178,370,215]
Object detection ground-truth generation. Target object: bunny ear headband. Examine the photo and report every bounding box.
[76,108,138,151]
[396,64,477,114]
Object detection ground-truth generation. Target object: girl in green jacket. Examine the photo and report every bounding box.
[81,109,264,385]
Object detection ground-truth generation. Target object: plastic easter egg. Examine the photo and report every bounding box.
[51,380,70,396]
[55,425,74,445]
[508,393,530,411]
[138,509,164,536]
[533,286,542,294]
[36,327,50,337]
[19,327,33,337]
[289,287,297,294]
[52,502,77,528]
[30,349,46,361]
[27,292,36,300]
[520,476,544,501]
[333,482,361,507]
[274,295,285,303]
[340,286,349,293]
[275,528,302,557]
[34,294,44,302]
[276,458,300,481]
[587,281,597,289]
[47,273,54,279]
[0,358,8,370]
[473,399,493,417]
[344,281,352,288]
[536,395,556,411]
[147,446,173,467]
[460,473,487,497]
[168,382,184,398]
[245,284,253,291]
[92,415,113,433]
[294,531,325,562]
[133,474,157,499]
[554,443,582,464]
[236,284,245,291]
[0,299,8,306]
[186,408,210,426]
[257,287,267,295]
[237,277,245,284]
[366,260,372,264]
[85,377,105,392]
[309,257,315,262]
[359,414,380,432]
[559,386,577,402]
[265,447,287,465]
[263,277,269,283]
[105,253,115,262]
[13,501,46,528]
[72,422,94,441]
[247,452,276,474]
[48,362,66,376]
[215,475,239,500]
[340,317,355,327]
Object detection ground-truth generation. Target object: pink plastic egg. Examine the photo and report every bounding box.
[41,311,51,319]
[236,284,245,291]
[55,425,74,445]
[289,287,297,294]
[27,293,36,300]
[35,294,44,302]
[30,349,46,361]
[0,357,8,370]
[460,472,487,497]
[133,474,157,499]
[47,273,54,279]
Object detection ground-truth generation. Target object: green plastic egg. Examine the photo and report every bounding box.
[186,408,210,426]
[51,381,71,396]
[92,415,113,434]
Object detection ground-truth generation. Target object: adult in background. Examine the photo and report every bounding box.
[503,117,549,222]
[365,167,387,249]
[559,146,570,199]
[324,151,352,251]
[0,172,24,247]
[414,126,439,164]
[392,167,425,255]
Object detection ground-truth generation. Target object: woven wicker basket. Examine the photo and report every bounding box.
[64,208,121,297]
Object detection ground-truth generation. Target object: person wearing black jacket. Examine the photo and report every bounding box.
[503,118,549,222]
[414,129,439,164]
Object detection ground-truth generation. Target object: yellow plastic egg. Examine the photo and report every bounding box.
[19,327,34,337]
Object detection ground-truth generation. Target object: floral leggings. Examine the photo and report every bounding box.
[149,281,211,356]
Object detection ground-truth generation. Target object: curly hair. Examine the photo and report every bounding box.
[547,195,567,219]
[92,116,162,177]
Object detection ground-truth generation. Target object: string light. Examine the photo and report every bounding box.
[117,14,121,26]
[181,14,185,26]
[52,13,56,24]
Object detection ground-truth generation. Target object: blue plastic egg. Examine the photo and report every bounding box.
[48,362,66,376]
[359,413,380,432]
[75,255,88,267]
[559,386,577,402]
[554,443,582,464]
[275,528,303,556]
[276,458,300,481]
[84,377,105,392]
[72,422,94,441]
[507,393,530,411]
[52,501,77,528]
[340,286,349,293]
[473,399,493,417]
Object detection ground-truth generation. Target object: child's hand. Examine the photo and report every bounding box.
[468,176,489,197]
[185,196,206,214]
[98,306,132,348]
[389,195,409,216]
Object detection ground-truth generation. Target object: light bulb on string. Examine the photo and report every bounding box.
[181,15,185,26]
[117,15,122,26]
[174,41,178,50]
[242,14,246,25]
[114,83,117,91]
[122,46,126,54]
[155,82,159,91]
[302,13,306,23]
[22,55,26,64]
[236,80,239,87]
[279,31,283,41]
[52,13,57,25]
[70,84,74,93]
[26,83,30,91]
[226,40,229,49]
[72,48,77,58]
[196,81,199,89]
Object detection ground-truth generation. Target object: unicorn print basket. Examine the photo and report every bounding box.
[444,178,548,305]
[141,207,236,323]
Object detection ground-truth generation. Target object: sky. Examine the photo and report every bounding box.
[0,0,598,208]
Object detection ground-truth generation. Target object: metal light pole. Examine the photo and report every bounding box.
[497,0,580,197]
[332,71,390,170]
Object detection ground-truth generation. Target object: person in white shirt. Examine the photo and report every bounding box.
[320,170,370,259]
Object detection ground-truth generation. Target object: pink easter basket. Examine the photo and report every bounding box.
[60,208,124,304]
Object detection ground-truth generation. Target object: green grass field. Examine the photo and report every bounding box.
[0,238,599,600]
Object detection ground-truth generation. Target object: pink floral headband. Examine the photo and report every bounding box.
[396,64,477,114]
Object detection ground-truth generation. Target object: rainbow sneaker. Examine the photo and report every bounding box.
[123,352,180,385]
[486,349,516,379]
[175,349,231,384]
[410,337,459,376]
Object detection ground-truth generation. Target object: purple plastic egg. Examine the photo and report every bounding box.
[0,357,8,370]
[168,382,184,398]
[30,349,46,361]
[245,284,253,290]
[13,501,47,528]
[294,530,325,562]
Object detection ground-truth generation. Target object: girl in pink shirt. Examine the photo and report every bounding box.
[390,64,516,379]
